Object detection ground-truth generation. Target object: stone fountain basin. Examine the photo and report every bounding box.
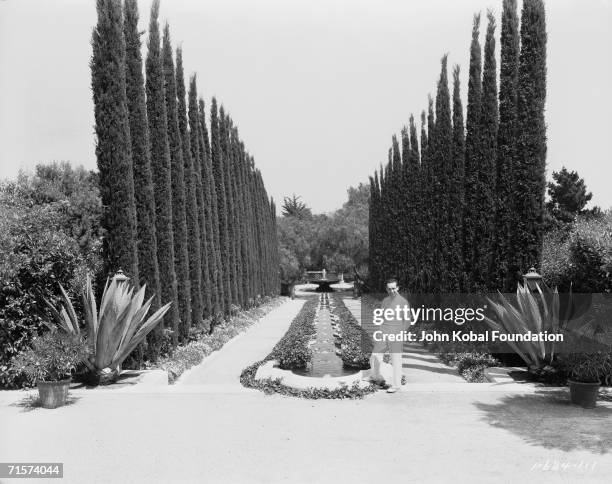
[254,360,371,390]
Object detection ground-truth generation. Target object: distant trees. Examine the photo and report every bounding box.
[281,195,312,219]
[278,185,370,282]
[90,0,279,359]
[368,0,548,293]
[546,167,599,225]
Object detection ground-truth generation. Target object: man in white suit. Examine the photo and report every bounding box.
[369,278,410,393]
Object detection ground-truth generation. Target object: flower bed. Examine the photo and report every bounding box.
[157,297,285,383]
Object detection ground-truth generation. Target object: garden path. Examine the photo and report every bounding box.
[342,297,465,383]
[175,298,305,389]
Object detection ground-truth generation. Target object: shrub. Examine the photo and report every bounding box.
[11,331,89,383]
[271,297,317,369]
[559,352,612,383]
[0,204,97,388]
[542,211,612,293]
[330,294,371,368]
[0,165,103,388]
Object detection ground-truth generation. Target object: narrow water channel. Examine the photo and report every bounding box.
[292,293,359,378]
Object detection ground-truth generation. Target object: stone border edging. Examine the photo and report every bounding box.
[254,360,370,390]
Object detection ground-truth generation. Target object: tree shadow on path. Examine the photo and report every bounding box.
[474,390,612,454]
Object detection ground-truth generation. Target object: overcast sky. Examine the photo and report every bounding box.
[0,0,610,213]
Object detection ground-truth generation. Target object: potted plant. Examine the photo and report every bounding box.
[562,352,611,408]
[12,331,89,409]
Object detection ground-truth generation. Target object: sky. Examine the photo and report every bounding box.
[0,0,611,214]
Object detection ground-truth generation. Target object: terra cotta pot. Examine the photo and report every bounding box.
[37,379,71,409]
[568,380,600,408]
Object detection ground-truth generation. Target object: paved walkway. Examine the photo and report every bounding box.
[343,298,465,383]
[176,299,305,389]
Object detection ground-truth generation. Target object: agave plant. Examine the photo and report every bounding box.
[45,275,171,383]
[482,283,563,369]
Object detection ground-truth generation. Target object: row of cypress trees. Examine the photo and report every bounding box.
[369,0,547,294]
[91,0,280,354]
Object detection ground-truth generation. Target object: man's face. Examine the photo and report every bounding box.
[386,282,398,296]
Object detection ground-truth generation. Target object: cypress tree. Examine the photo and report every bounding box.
[450,65,466,291]
[187,79,212,323]
[198,97,223,317]
[123,0,160,303]
[515,0,547,278]
[425,96,436,291]
[433,55,453,292]
[472,11,498,289]
[409,114,420,165]
[462,13,483,290]
[493,0,520,290]
[419,110,430,291]
[408,114,421,291]
[210,98,232,312]
[222,111,239,306]
[401,126,410,166]
[175,48,203,327]
[91,0,139,282]
[162,24,191,339]
[400,126,412,288]
[420,110,429,159]
[145,0,179,342]
[235,139,251,306]
[368,173,379,291]
[229,124,245,305]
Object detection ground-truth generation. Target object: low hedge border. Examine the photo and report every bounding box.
[329,294,371,368]
[240,359,376,399]
[156,297,286,383]
[271,296,318,369]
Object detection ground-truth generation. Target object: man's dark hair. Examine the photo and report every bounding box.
[386,277,398,285]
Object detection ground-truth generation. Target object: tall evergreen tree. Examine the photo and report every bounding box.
[433,55,453,291]
[145,0,179,341]
[408,114,422,290]
[493,0,520,290]
[472,11,499,289]
[210,98,232,312]
[91,0,139,282]
[197,97,223,317]
[419,110,430,291]
[123,0,160,304]
[187,79,212,322]
[162,24,191,339]
[450,65,466,291]
[235,138,251,306]
[229,124,245,305]
[221,111,239,306]
[515,0,547,277]
[462,13,483,290]
[175,48,204,327]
